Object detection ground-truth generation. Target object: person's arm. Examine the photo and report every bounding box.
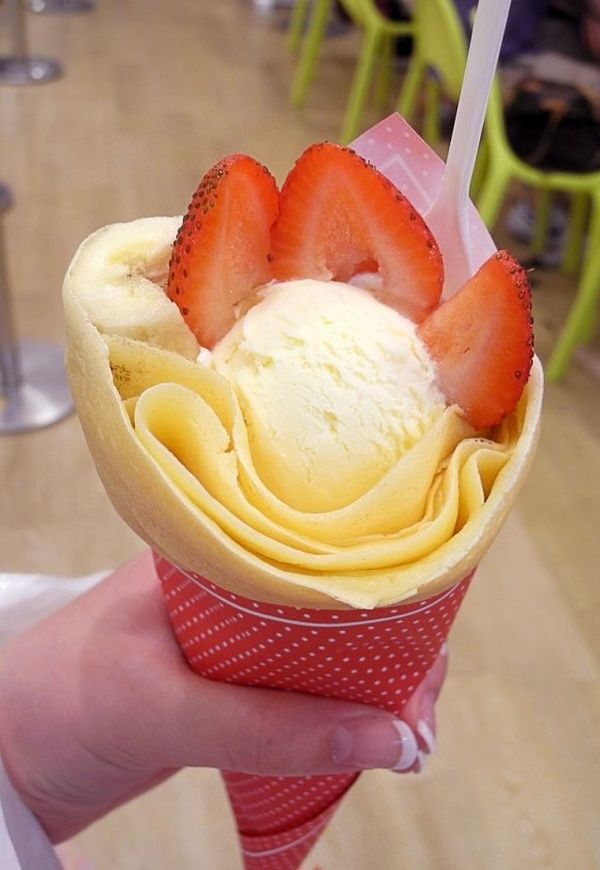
[0,551,444,844]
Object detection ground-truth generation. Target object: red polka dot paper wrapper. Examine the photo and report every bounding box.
[153,114,493,868]
[156,554,473,870]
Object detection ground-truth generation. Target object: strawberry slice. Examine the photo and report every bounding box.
[269,143,443,322]
[418,250,534,430]
[167,155,279,348]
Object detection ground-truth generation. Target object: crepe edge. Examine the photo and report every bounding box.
[63,220,544,610]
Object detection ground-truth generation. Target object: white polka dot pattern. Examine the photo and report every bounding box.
[155,554,473,870]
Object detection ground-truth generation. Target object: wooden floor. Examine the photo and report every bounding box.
[1,2,599,868]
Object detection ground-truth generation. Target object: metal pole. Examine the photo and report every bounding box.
[26,0,96,13]
[0,185,21,394]
[0,0,63,85]
[0,186,74,435]
[7,0,28,57]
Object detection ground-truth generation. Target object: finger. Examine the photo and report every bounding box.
[400,644,449,767]
[136,671,419,777]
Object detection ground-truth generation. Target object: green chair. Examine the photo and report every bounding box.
[397,0,600,380]
[396,0,465,145]
[289,0,413,144]
[480,81,600,378]
[287,0,311,53]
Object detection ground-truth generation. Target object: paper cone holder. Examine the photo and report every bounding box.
[156,553,473,870]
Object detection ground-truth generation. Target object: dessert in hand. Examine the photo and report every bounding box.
[62,141,541,608]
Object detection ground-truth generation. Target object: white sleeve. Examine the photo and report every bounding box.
[0,570,110,869]
[0,758,61,870]
[0,572,109,645]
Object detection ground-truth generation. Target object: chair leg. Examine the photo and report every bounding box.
[476,166,511,231]
[340,24,382,144]
[287,0,311,53]
[561,192,588,276]
[422,74,441,146]
[531,188,551,256]
[290,0,334,108]
[546,197,600,380]
[373,32,393,111]
[396,56,425,125]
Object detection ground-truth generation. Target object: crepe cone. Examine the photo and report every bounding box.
[62,114,543,869]
[156,553,472,869]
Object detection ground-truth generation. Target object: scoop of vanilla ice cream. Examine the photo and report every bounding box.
[212,279,446,512]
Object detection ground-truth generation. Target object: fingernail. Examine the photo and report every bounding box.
[416,718,436,755]
[440,641,448,656]
[332,717,418,771]
[391,720,419,771]
[414,750,427,774]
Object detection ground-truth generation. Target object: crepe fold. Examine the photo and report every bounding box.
[63,217,543,609]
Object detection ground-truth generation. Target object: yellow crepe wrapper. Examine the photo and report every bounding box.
[63,219,542,610]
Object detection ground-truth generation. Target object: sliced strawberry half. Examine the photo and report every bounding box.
[167,155,279,348]
[269,142,443,322]
[418,250,534,429]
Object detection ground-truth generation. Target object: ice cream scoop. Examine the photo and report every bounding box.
[212,279,446,512]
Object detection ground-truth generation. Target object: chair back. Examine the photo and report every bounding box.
[412,0,467,100]
[413,0,509,146]
[339,0,400,28]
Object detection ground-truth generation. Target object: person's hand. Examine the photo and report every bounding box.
[0,551,447,843]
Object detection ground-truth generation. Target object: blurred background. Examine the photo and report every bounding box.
[0,0,599,868]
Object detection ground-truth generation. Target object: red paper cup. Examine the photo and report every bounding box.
[155,553,473,870]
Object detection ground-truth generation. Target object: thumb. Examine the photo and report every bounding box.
[139,671,420,776]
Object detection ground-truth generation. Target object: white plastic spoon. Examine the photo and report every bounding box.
[424,0,513,298]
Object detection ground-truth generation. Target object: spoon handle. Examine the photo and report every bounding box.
[443,0,512,214]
